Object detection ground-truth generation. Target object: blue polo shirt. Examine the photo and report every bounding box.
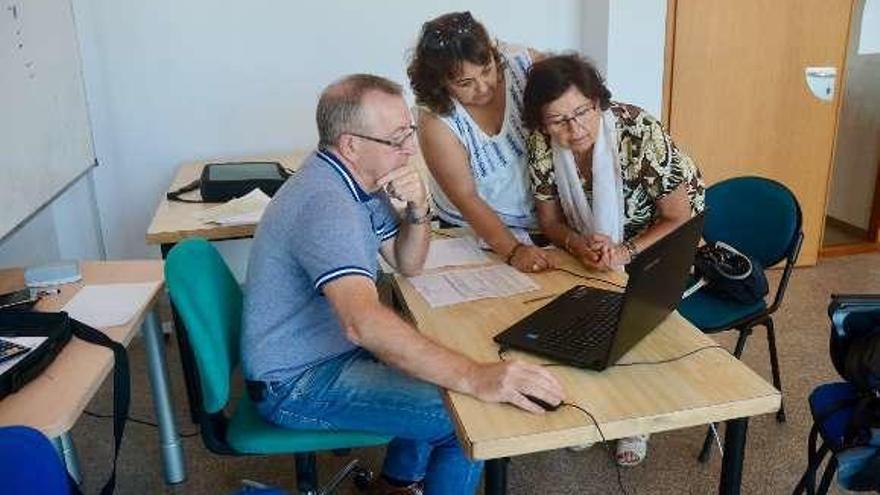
[241,149,400,382]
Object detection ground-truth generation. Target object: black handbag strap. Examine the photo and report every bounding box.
[68,318,130,495]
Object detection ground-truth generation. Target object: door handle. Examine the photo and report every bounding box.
[804,66,837,101]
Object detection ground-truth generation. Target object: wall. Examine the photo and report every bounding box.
[827,0,880,230]
[606,1,667,117]
[1,0,669,275]
[0,171,104,268]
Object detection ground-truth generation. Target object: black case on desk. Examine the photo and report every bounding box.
[0,311,72,400]
[199,161,290,202]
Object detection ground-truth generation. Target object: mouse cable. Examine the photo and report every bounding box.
[554,267,626,289]
[561,401,631,495]
[83,410,201,438]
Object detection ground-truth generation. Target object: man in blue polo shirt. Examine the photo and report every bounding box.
[242,74,564,495]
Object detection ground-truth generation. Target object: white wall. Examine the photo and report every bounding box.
[0,171,104,268]
[2,1,669,273]
[606,1,667,118]
[859,0,880,54]
[72,1,581,265]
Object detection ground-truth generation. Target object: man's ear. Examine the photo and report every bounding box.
[336,134,359,162]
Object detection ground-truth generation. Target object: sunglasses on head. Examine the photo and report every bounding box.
[421,12,475,50]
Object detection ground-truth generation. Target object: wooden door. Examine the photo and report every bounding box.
[664,0,855,265]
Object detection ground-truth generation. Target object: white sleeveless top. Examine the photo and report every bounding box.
[429,44,536,229]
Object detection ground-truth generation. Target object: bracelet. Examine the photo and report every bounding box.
[505,242,525,265]
[405,203,432,225]
[622,239,639,262]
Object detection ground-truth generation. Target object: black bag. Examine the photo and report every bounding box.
[166,161,291,203]
[0,310,130,495]
[826,295,880,490]
[692,241,769,304]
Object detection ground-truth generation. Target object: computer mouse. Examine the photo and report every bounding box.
[524,394,562,412]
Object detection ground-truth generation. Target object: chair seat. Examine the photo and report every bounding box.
[809,382,859,452]
[226,396,390,455]
[678,288,767,332]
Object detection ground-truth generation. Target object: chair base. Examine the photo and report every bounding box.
[295,453,374,495]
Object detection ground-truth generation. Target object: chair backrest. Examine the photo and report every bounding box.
[703,176,802,267]
[0,426,70,494]
[165,238,242,414]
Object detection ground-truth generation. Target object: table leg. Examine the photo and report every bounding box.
[142,309,186,484]
[485,458,509,495]
[52,432,82,485]
[718,417,749,495]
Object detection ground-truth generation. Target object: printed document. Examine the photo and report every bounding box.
[408,264,539,308]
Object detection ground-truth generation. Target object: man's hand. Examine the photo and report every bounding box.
[376,165,428,211]
[509,245,557,273]
[464,360,565,414]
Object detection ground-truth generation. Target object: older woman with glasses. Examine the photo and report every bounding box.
[407,11,555,274]
[524,53,705,274]
[523,54,706,465]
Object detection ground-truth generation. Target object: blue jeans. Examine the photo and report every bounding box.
[256,348,483,494]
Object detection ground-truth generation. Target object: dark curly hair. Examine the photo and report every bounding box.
[407,11,500,116]
[522,53,612,132]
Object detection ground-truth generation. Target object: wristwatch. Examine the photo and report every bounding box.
[622,239,639,262]
[405,203,432,225]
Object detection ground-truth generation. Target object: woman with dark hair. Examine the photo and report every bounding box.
[524,53,705,274]
[408,11,555,274]
[523,54,706,465]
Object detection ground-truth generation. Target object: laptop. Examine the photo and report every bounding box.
[494,212,705,371]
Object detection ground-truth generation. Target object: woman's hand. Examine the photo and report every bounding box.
[588,234,631,270]
[509,244,556,273]
[566,233,604,271]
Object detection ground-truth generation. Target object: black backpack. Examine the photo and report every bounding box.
[692,241,769,304]
[827,294,880,490]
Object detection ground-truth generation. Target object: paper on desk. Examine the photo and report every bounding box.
[196,188,271,225]
[62,282,160,328]
[476,228,534,250]
[408,264,539,308]
[423,237,491,270]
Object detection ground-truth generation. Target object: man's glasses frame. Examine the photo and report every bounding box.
[347,125,418,150]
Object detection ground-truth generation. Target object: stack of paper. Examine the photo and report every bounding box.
[196,189,271,225]
[423,237,491,270]
[408,264,539,308]
[62,282,160,328]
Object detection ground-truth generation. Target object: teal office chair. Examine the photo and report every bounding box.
[165,238,389,495]
[678,176,803,462]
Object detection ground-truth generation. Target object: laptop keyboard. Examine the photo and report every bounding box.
[526,289,623,361]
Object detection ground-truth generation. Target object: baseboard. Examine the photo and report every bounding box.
[825,215,869,240]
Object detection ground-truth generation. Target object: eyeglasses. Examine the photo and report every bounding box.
[348,125,418,150]
[421,12,475,49]
[544,103,599,133]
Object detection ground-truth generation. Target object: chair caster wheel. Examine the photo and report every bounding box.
[353,466,374,491]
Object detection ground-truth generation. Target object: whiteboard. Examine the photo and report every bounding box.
[0,0,94,239]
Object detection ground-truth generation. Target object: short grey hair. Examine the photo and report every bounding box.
[316,74,403,147]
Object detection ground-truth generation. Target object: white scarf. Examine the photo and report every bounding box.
[551,109,625,243]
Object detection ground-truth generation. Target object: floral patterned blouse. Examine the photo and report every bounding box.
[527,102,705,241]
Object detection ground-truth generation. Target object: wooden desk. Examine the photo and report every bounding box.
[393,251,780,495]
[146,150,430,253]
[0,261,185,485]
[146,153,308,249]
